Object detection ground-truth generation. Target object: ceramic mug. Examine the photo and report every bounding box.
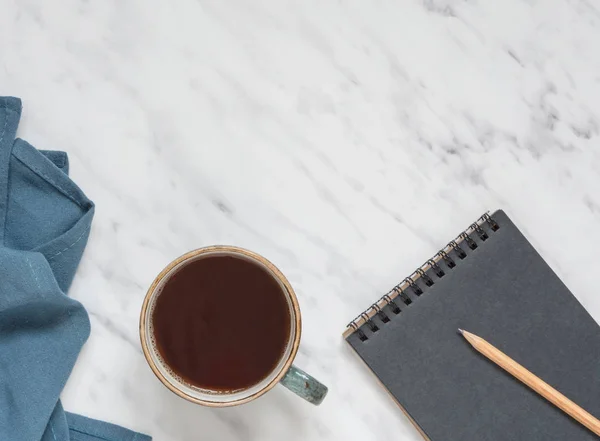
[140,246,328,406]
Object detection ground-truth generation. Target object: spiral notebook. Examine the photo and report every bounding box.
[344,210,600,441]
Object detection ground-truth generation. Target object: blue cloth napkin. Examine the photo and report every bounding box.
[0,97,150,441]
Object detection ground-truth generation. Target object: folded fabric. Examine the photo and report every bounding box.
[0,97,150,441]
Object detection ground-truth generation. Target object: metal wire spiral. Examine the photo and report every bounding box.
[347,212,500,340]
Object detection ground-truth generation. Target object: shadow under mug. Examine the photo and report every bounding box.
[139,246,328,407]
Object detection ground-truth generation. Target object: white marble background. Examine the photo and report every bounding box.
[2,0,600,439]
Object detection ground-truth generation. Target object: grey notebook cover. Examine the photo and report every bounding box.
[346,210,600,441]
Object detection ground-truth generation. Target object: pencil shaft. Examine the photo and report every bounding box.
[461,330,600,436]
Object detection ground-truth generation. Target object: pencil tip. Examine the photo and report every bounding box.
[457,328,464,335]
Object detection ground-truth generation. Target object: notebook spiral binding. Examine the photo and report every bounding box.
[347,212,500,342]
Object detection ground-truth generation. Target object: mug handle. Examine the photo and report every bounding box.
[280,365,328,405]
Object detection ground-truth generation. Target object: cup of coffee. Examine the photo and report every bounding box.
[140,246,328,406]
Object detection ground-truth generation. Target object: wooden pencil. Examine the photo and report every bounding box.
[459,329,600,437]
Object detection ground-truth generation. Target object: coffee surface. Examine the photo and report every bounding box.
[152,254,291,391]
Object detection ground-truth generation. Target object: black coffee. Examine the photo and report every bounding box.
[151,254,291,391]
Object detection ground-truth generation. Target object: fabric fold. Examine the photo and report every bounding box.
[0,97,150,441]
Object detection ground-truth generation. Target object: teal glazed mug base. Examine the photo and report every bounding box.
[140,246,328,407]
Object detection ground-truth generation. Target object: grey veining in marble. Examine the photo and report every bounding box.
[2,1,600,440]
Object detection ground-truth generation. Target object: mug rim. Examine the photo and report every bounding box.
[139,245,302,407]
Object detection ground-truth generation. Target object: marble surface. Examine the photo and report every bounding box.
[3,0,600,439]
